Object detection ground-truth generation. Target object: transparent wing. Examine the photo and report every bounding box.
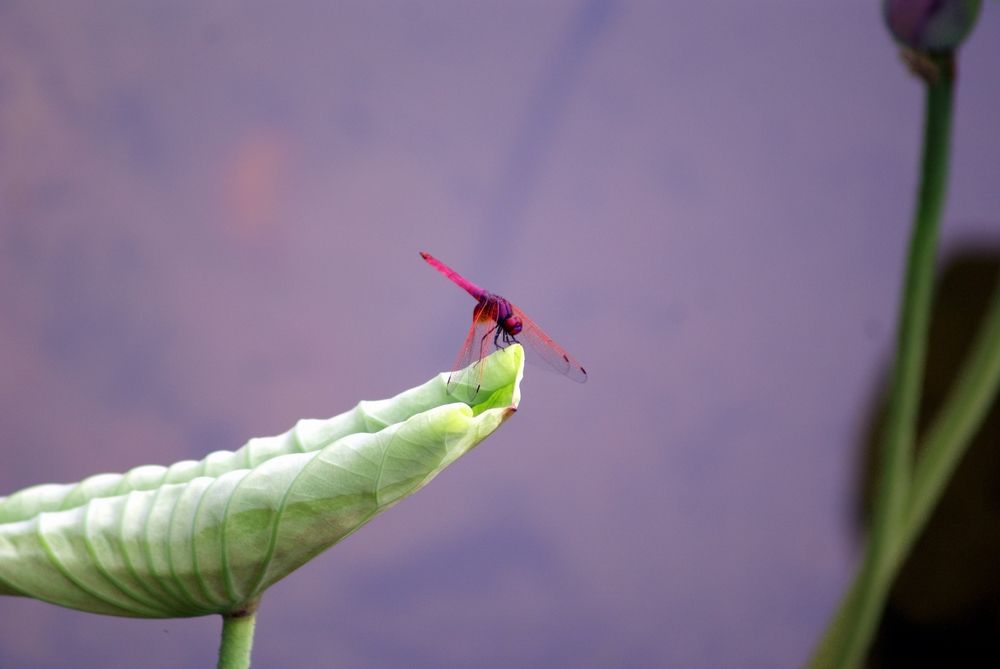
[447,300,501,402]
[510,305,588,382]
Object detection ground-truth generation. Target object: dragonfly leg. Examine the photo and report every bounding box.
[485,326,501,349]
[496,330,518,348]
[495,325,521,348]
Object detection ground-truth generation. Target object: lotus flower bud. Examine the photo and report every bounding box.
[883,0,982,52]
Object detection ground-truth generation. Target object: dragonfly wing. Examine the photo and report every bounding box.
[510,305,588,382]
[447,300,500,401]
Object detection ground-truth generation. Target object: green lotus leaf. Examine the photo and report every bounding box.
[0,345,523,618]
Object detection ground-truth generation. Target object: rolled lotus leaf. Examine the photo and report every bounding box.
[0,345,523,618]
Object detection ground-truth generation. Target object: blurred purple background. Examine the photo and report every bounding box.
[1,2,999,667]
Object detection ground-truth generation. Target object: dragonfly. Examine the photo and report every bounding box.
[420,251,587,398]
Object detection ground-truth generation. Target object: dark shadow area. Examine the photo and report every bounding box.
[858,248,1000,668]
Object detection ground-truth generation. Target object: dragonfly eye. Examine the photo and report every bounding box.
[504,315,523,335]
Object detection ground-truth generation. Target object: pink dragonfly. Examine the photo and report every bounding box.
[420,251,587,397]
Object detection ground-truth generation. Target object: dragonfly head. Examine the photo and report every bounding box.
[501,313,522,336]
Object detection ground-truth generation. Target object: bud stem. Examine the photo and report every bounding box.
[809,55,957,668]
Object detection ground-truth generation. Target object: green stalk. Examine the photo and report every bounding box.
[217,601,260,669]
[810,267,1000,667]
[811,57,955,669]
[904,276,1000,554]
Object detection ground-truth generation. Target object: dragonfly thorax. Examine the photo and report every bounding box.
[481,293,523,336]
